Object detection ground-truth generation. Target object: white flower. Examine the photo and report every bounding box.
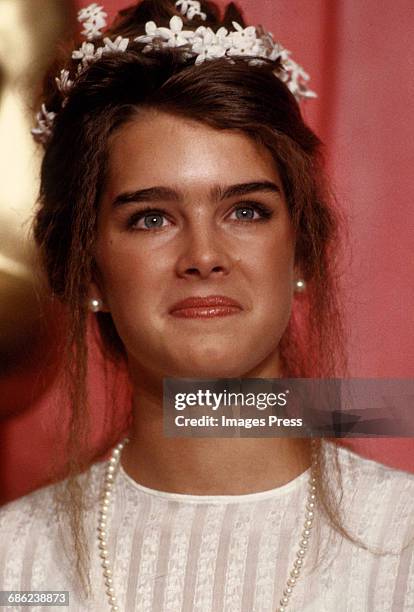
[102,36,129,54]
[155,16,194,47]
[135,16,194,50]
[191,27,228,64]
[78,3,107,22]
[81,16,107,40]
[55,69,73,94]
[72,41,97,62]
[232,21,256,35]
[231,22,257,42]
[209,26,229,46]
[175,0,207,21]
[31,104,56,144]
[134,20,158,45]
[279,57,317,100]
[175,0,188,15]
[268,43,288,63]
[71,36,129,74]
[299,86,317,99]
[257,29,288,63]
[227,39,263,57]
[72,41,106,73]
[227,22,263,57]
[134,21,166,52]
[78,3,107,40]
[256,28,282,62]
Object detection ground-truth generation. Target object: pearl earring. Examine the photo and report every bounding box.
[89,297,103,312]
[295,279,306,292]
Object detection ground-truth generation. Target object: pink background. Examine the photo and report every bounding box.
[1,0,413,503]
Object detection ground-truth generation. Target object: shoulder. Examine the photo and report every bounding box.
[330,440,414,489]
[0,461,105,533]
[0,482,56,531]
[322,440,414,552]
[0,462,106,598]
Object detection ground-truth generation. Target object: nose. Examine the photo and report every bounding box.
[175,221,232,279]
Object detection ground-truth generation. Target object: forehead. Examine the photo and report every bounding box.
[104,110,281,196]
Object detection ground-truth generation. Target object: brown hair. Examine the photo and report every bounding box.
[32,0,390,601]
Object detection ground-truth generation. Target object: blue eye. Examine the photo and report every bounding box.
[235,207,254,220]
[142,212,165,229]
[127,208,170,231]
[126,202,273,232]
[231,203,273,222]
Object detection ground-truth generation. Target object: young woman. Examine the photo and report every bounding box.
[1,1,413,610]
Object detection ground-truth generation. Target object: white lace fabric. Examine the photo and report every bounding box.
[0,441,413,611]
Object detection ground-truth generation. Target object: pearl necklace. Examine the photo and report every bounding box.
[97,438,319,612]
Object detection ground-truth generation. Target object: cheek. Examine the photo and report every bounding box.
[248,227,295,287]
[247,232,295,327]
[95,230,166,295]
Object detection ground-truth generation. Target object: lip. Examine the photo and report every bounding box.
[169,295,243,318]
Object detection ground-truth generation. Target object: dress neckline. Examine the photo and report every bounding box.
[118,462,311,504]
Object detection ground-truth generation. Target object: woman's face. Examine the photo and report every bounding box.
[93,110,297,380]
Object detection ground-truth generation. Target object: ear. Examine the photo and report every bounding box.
[87,280,110,313]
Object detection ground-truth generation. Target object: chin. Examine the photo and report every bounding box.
[169,357,255,380]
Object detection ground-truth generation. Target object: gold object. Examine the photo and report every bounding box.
[0,1,73,393]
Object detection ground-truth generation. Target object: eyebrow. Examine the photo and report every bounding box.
[111,181,281,208]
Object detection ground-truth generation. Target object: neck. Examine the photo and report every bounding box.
[120,366,311,496]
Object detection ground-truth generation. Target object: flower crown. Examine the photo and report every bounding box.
[31,1,316,144]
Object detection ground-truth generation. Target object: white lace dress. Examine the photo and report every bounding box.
[0,441,413,611]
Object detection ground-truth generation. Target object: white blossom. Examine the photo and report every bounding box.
[230,22,257,44]
[175,0,207,21]
[71,35,129,75]
[191,27,227,64]
[78,3,106,20]
[78,3,107,40]
[134,20,158,45]
[101,36,129,54]
[227,22,262,57]
[282,57,317,100]
[156,16,194,48]
[31,104,56,145]
[232,22,256,37]
[72,41,97,62]
[227,39,264,57]
[134,21,166,52]
[81,16,107,40]
[55,69,73,95]
[256,28,283,62]
[135,16,194,49]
